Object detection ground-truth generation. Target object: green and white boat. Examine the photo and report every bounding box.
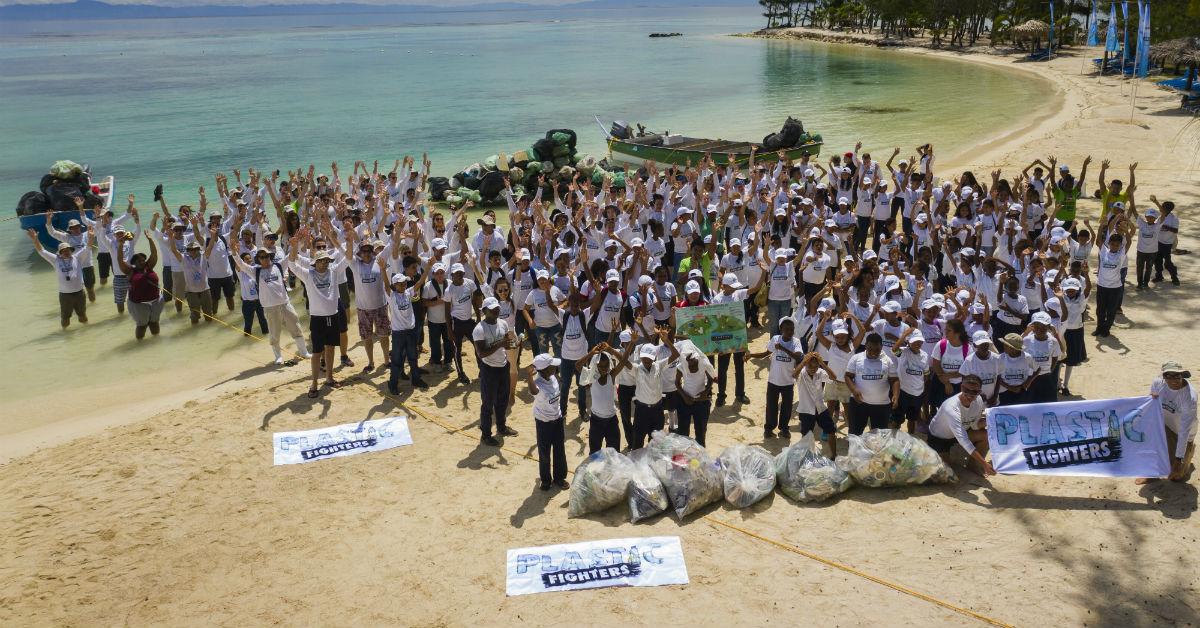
[598,117,822,168]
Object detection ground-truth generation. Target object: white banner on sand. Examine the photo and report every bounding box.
[506,536,688,596]
[986,396,1170,477]
[272,416,412,465]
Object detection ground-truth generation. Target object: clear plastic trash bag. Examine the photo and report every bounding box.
[568,448,636,518]
[627,448,669,523]
[717,444,776,508]
[645,431,723,520]
[838,429,957,487]
[774,432,853,503]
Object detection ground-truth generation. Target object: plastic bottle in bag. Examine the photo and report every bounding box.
[627,448,669,523]
[645,431,723,520]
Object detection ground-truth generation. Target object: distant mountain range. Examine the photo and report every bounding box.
[0,0,743,20]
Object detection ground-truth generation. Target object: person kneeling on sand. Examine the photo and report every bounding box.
[926,374,996,476]
[1137,361,1196,484]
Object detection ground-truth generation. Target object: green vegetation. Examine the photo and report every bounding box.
[757,0,1200,47]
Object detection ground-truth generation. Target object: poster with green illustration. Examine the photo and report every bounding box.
[674,302,747,354]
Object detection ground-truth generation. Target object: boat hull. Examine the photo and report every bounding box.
[607,139,822,168]
[21,210,97,250]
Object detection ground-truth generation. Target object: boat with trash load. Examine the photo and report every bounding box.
[15,161,115,250]
[598,117,822,167]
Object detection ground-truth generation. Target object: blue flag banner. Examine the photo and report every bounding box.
[1134,2,1151,77]
[986,396,1171,477]
[1105,3,1119,53]
[1087,0,1099,46]
[1122,0,1129,60]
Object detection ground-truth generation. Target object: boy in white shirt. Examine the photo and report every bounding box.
[1138,361,1196,484]
[674,350,717,446]
[525,353,569,491]
[792,352,839,458]
[579,341,634,454]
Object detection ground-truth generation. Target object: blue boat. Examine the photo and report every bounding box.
[18,175,115,250]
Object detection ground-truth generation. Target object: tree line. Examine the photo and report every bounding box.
[757,0,1200,47]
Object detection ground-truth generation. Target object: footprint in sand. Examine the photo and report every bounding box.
[116,465,137,479]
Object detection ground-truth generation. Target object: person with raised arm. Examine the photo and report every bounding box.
[27,223,93,328]
[117,233,162,339]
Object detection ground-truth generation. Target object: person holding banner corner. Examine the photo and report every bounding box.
[1137,362,1197,484]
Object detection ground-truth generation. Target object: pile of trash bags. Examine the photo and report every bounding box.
[760,117,823,152]
[564,429,958,523]
[445,128,629,206]
[717,444,776,508]
[16,160,100,216]
[775,434,853,503]
[839,429,957,487]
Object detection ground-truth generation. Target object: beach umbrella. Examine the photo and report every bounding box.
[1087,0,1099,47]
[1014,19,1051,40]
[1104,3,1119,54]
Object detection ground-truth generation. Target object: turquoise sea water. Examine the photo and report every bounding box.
[0,7,1051,429]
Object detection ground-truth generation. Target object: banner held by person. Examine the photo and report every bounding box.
[674,302,747,354]
[272,415,413,465]
[506,536,688,596]
[986,396,1170,477]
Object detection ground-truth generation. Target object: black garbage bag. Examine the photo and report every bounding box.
[17,191,50,216]
[428,176,451,202]
[477,170,507,203]
[47,180,85,212]
[545,128,578,151]
[533,138,557,162]
[761,117,805,151]
[461,173,482,190]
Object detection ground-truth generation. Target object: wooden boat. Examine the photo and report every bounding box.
[599,117,822,168]
[19,175,114,250]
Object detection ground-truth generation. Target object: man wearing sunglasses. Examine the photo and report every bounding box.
[927,374,996,476]
[1137,361,1196,484]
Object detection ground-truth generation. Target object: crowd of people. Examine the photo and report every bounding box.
[26,146,1195,489]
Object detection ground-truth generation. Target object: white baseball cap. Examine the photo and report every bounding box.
[685,280,702,294]
[881,300,901,314]
[639,344,659,359]
[729,238,742,248]
[1031,311,1052,325]
[450,262,465,274]
[390,273,408,284]
[481,296,500,310]
[637,274,653,287]
[431,237,448,250]
[536,269,551,280]
[907,332,925,345]
[605,269,621,283]
[971,330,993,346]
[532,353,562,370]
[721,273,742,288]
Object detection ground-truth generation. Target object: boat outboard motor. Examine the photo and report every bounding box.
[611,120,631,140]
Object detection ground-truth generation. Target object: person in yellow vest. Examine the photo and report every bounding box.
[1097,160,1137,230]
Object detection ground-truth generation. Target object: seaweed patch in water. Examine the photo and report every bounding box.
[846,105,913,114]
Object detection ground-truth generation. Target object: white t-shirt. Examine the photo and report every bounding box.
[959,351,1001,398]
[802,251,832,284]
[582,356,618,418]
[593,288,625,333]
[1021,334,1060,376]
[676,357,716,398]
[795,368,829,415]
[560,310,589,361]
[1096,246,1126,289]
[995,292,1029,326]
[651,282,676,321]
[421,281,448,324]
[845,352,897,405]
[352,258,386,311]
[931,338,970,384]
[820,342,853,382]
[387,287,417,331]
[290,259,343,317]
[443,279,478,321]
[998,351,1035,388]
[532,375,562,422]
[1136,217,1161,254]
[765,335,800,387]
[929,394,987,454]
[471,318,510,368]
[871,319,909,351]
[1152,379,1197,458]
[39,250,85,293]
[896,348,930,396]
[633,358,669,405]
[767,261,795,301]
[1157,213,1178,246]
[525,286,566,328]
